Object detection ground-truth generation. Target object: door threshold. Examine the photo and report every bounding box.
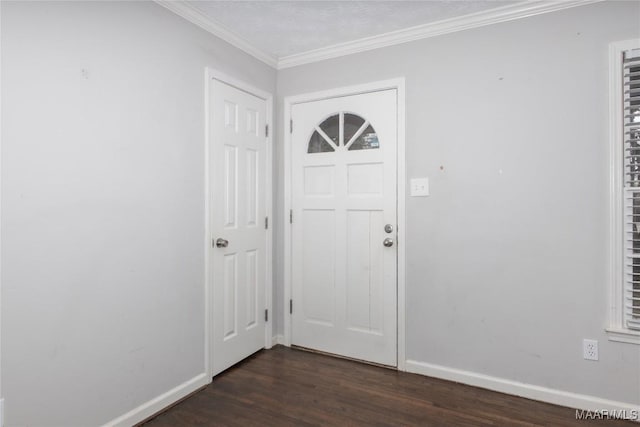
[291,345,397,370]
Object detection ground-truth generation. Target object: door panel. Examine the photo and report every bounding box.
[301,209,336,325]
[245,249,258,328]
[346,209,384,335]
[223,253,237,340]
[291,90,397,366]
[347,163,383,195]
[246,149,258,227]
[223,145,237,228]
[211,79,267,376]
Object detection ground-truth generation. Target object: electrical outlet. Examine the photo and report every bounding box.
[583,339,599,361]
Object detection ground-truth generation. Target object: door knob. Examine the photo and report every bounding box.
[383,238,394,247]
[384,224,394,233]
[216,238,229,248]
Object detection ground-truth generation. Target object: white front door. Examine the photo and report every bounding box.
[210,78,267,376]
[291,89,398,366]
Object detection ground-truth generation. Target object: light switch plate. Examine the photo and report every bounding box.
[410,178,429,197]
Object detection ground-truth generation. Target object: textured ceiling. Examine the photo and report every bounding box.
[187,1,519,58]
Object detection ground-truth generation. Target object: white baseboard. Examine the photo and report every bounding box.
[406,360,639,415]
[103,373,210,427]
[272,334,285,346]
[100,356,637,426]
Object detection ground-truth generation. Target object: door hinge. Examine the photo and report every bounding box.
[265,309,268,322]
[289,209,293,224]
[289,299,293,314]
[265,124,269,138]
[290,119,293,133]
[265,216,269,229]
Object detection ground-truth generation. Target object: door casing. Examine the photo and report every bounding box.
[205,68,274,379]
[282,78,406,371]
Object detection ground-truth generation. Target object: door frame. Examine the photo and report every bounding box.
[204,68,274,379]
[283,78,406,371]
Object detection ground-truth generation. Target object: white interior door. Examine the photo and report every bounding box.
[210,79,267,376]
[291,89,398,366]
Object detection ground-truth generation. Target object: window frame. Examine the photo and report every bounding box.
[608,39,640,344]
[306,111,380,153]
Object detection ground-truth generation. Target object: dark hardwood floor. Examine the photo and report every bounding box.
[143,346,633,426]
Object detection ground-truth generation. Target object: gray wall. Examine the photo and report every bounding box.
[1,1,276,425]
[3,1,639,425]
[276,1,640,405]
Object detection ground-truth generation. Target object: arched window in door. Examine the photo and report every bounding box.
[307,112,379,153]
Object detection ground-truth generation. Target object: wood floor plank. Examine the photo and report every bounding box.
[142,346,635,427]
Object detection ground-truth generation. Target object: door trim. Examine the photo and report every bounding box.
[204,68,274,379]
[283,78,406,371]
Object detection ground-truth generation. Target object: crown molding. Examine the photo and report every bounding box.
[154,0,278,69]
[155,0,602,71]
[277,0,603,69]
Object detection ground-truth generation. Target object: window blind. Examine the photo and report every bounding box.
[623,48,640,330]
